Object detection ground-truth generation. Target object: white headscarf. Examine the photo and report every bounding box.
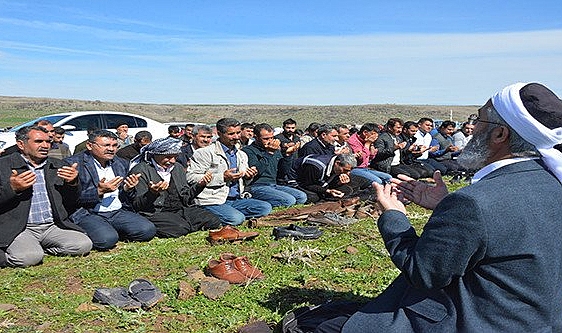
[491,82,562,182]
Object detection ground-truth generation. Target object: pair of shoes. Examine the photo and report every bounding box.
[306,212,358,226]
[208,225,260,244]
[206,253,265,284]
[272,224,323,240]
[92,279,163,310]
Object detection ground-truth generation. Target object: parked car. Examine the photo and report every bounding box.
[0,111,169,153]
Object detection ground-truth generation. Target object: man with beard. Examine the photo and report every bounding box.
[242,123,307,208]
[275,118,301,184]
[186,118,272,225]
[313,82,562,332]
[128,137,221,237]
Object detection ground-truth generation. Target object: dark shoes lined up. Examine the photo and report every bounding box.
[273,224,323,240]
[93,278,163,310]
[207,253,265,284]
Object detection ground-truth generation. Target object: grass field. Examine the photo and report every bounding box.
[0,97,470,332]
[0,96,479,130]
[0,180,467,333]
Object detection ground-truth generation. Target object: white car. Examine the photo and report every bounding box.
[0,111,169,153]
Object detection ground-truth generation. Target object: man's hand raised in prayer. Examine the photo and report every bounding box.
[390,171,449,210]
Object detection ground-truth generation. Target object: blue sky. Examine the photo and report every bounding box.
[1,0,562,105]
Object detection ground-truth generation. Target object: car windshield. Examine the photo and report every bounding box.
[10,115,69,132]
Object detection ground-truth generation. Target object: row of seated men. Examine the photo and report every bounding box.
[0,115,471,269]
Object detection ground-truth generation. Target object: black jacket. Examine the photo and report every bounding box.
[0,154,83,266]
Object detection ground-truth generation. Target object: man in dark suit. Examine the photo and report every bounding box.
[315,82,562,332]
[0,126,92,268]
[65,130,156,250]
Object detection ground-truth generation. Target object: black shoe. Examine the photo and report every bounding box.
[272,224,323,240]
[128,279,164,309]
[92,287,142,310]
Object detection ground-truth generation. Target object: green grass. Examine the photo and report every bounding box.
[0,179,466,333]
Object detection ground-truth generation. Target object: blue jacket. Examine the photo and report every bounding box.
[343,160,562,332]
[65,152,133,210]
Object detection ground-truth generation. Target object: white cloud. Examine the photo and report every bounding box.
[1,26,561,104]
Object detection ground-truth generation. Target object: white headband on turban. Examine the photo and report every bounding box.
[491,82,562,182]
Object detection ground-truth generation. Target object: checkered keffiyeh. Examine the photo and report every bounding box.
[130,138,183,168]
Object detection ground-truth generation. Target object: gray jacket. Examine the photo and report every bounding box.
[342,160,562,332]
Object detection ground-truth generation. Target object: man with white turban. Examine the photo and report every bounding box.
[128,137,221,237]
[311,82,562,332]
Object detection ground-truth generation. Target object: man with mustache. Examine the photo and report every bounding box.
[187,118,272,226]
[314,83,562,332]
[128,137,221,237]
[65,130,156,250]
[0,126,92,268]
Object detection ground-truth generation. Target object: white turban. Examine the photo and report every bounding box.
[491,82,562,182]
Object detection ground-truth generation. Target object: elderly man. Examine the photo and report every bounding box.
[294,153,371,203]
[186,118,272,226]
[129,137,221,237]
[178,124,214,167]
[65,130,156,250]
[0,126,92,268]
[314,82,562,332]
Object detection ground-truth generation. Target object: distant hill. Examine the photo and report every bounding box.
[0,96,479,129]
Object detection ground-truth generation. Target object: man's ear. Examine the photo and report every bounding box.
[491,126,510,144]
[16,140,25,151]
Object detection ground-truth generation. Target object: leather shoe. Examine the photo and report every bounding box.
[272,224,323,240]
[207,259,249,284]
[220,253,265,280]
[208,225,259,244]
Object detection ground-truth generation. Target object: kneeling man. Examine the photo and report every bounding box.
[129,137,222,237]
[1,126,92,268]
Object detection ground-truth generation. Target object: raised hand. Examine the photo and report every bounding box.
[373,182,406,214]
[148,180,169,194]
[123,173,141,191]
[198,171,213,186]
[391,171,449,210]
[57,163,79,183]
[326,188,344,198]
[97,176,124,196]
[243,166,258,179]
[223,168,244,182]
[10,169,36,192]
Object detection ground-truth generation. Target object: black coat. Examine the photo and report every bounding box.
[0,153,83,263]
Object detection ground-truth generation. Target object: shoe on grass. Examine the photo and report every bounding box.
[128,279,164,309]
[272,224,323,240]
[92,287,141,310]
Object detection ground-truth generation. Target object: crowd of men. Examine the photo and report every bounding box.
[1,82,562,331]
[0,109,476,268]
